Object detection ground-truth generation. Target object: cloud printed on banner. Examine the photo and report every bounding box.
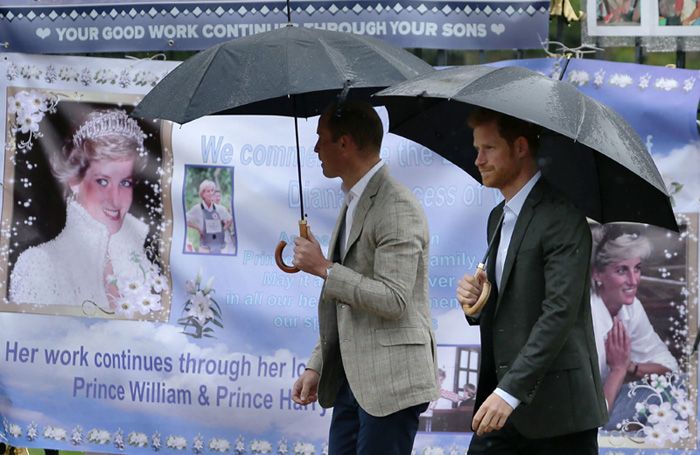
[0,315,330,441]
[654,142,700,213]
[434,308,481,345]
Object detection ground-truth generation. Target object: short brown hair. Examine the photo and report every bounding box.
[467,107,541,154]
[322,100,383,153]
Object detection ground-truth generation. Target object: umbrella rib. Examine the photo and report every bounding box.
[575,93,586,141]
[183,43,231,120]
[351,34,422,79]
[317,37,354,83]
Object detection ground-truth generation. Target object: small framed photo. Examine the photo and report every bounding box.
[182,164,238,256]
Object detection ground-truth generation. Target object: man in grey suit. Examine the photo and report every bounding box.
[291,100,438,454]
[456,108,607,454]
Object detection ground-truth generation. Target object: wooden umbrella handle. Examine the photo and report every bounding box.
[462,263,491,316]
[275,219,309,274]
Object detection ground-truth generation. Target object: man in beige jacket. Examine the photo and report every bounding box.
[291,100,438,454]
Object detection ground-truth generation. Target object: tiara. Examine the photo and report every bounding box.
[72,110,146,151]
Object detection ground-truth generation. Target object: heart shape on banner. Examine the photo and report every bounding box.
[35,28,51,39]
[490,23,506,35]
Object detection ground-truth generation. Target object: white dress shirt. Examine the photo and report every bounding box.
[340,160,384,255]
[492,171,541,411]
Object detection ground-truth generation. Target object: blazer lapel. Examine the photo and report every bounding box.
[327,202,348,262]
[342,166,385,262]
[495,179,546,311]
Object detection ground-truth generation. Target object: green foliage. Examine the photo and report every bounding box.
[408,0,700,69]
[183,166,234,210]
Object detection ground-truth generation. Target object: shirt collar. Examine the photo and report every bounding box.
[504,171,541,217]
[344,160,384,202]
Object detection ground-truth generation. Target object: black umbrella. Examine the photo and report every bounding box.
[374,64,678,316]
[374,64,677,232]
[133,24,433,272]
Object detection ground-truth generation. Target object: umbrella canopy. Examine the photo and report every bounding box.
[133,24,434,272]
[133,24,434,123]
[375,65,678,232]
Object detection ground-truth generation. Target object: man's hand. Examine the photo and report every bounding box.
[605,318,631,373]
[293,231,331,278]
[456,268,486,313]
[472,393,513,436]
[292,369,320,405]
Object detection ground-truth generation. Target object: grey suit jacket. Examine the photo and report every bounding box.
[470,179,607,438]
[307,166,439,417]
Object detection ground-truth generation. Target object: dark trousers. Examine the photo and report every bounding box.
[329,380,428,455]
[468,420,598,455]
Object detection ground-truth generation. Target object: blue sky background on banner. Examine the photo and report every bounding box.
[564,59,700,215]
[0,0,549,52]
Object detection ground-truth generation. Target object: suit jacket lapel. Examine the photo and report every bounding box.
[495,179,546,311]
[486,203,504,285]
[341,166,386,262]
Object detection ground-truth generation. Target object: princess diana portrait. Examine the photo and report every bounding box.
[2,92,172,320]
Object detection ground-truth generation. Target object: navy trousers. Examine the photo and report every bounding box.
[328,380,428,455]
[468,420,598,455]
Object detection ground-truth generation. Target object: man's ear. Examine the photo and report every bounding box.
[339,133,355,151]
[514,136,529,158]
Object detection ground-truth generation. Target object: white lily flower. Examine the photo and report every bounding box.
[643,423,668,446]
[648,402,676,424]
[204,275,215,294]
[18,111,43,134]
[665,418,689,443]
[151,273,168,293]
[673,399,693,419]
[135,292,163,315]
[118,275,144,295]
[8,96,24,116]
[28,91,47,113]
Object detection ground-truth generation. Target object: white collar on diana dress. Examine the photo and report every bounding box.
[64,200,148,256]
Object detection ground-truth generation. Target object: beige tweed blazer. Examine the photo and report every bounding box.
[307,166,439,417]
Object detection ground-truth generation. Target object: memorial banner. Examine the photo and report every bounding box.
[0,53,698,454]
[0,0,549,53]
